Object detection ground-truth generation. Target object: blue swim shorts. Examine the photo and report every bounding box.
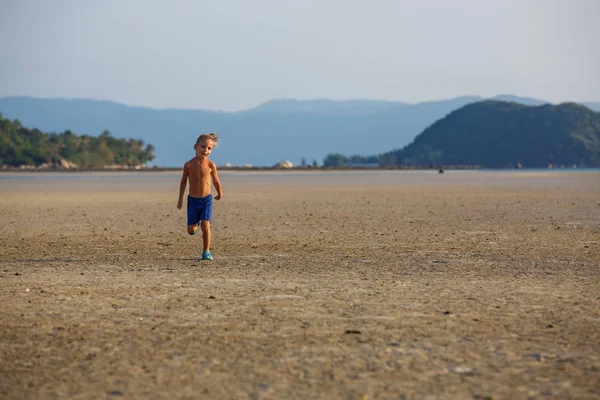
[187,194,213,225]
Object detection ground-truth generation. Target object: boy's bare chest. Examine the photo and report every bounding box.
[189,163,211,179]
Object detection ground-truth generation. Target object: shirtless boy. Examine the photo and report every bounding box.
[177,133,223,260]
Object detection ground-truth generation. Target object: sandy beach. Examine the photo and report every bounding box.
[1,170,599,399]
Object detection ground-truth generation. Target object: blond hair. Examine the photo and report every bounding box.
[196,132,219,147]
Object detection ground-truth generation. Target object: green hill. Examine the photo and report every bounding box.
[0,114,155,168]
[378,101,600,168]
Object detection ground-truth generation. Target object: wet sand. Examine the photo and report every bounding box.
[1,170,599,399]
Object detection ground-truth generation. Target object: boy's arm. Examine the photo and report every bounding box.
[210,162,223,200]
[177,165,189,209]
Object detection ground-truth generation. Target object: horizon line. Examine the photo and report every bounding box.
[1,93,599,113]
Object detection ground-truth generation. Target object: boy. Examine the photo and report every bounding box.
[177,133,223,260]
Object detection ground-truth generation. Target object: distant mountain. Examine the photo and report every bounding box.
[0,95,597,167]
[378,101,600,168]
[490,94,548,106]
[247,98,407,116]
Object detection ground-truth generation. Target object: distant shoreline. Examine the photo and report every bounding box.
[1,165,472,173]
[1,165,597,173]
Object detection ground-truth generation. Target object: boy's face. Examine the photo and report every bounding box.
[194,138,214,160]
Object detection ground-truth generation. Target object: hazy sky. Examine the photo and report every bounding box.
[1,0,599,111]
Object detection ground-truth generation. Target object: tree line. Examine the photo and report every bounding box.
[0,114,155,168]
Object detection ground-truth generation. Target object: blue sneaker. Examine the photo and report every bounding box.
[202,251,213,261]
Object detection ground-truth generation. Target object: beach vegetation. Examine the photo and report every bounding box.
[0,114,155,168]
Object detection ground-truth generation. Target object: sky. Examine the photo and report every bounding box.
[1,0,599,111]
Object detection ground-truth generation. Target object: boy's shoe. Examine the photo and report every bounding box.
[202,251,213,261]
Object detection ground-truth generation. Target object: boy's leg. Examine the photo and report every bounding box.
[187,195,199,235]
[200,220,211,252]
[187,224,199,235]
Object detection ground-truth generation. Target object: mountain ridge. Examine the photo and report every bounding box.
[1,95,598,167]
